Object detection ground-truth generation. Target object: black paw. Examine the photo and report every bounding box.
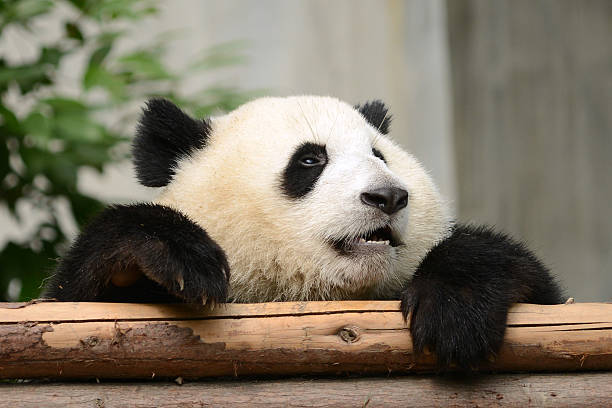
[141,237,230,305]
[400,282,508,370]
[46,203,230,303]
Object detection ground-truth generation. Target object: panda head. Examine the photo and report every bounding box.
[134,96,451,302]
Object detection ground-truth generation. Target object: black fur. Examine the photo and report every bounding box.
[44,204,229,303]
[355,100,392,135]
[401,224,563,369]
[281,142,328,199]
[372,147,386,163]
[133,99,211,187]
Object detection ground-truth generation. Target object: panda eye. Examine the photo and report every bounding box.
[282,142,328,199]
[299,154,325,167]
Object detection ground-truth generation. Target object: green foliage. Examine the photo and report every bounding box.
[0,0,255,301]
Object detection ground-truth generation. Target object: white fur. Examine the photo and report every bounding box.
[155,96,452,302]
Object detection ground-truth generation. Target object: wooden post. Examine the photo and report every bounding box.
[1,301,611,379]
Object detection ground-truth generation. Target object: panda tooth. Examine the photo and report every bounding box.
[359,238,366,243]
[383,240,390,245]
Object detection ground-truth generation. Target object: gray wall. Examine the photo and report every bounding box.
[448,0,612,301]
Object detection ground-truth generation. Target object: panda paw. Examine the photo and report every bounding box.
[400,283,507,370]
[153,240,230,306]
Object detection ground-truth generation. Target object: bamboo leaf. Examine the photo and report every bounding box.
[64,22,84,43]
[117,50,173,80]
[83,65,126,99]
[53,113,105,143]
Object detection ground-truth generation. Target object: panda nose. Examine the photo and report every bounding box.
[360,187,409,215]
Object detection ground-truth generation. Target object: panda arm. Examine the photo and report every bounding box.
[43,204,229,304]
[400,224,563,369]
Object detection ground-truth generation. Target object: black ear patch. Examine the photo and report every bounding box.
[133,98,211,187]
[355,100,392,135]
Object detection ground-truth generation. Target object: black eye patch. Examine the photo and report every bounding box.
[281,142,328,199]
[372,147,386,163]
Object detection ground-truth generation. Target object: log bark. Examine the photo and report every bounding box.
[0,301,611,380]
[2,373,612,407]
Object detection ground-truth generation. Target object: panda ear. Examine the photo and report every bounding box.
[355,100,392,135]
[132,98,211,187]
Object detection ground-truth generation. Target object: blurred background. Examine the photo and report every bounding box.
[1,0,610,302]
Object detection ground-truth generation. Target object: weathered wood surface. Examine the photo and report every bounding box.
[2,373,612,407]
[0,301,611,379]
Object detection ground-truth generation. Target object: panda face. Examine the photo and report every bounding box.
[155,96,451,302]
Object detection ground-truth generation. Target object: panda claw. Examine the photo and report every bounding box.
[177,276,185,291]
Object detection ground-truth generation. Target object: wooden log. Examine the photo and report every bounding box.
[2,373,612,407]
[0,301,611,379]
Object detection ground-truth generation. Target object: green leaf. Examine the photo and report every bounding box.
[69,193,105,226]
[0,241,57,301]
[41,97,88,115]
[12,0,54,20]
[0,104,22,135]
[188,40,249,71]
[65,21,84,42]
[0,136,9,180]
[22,112,51,145]
[0,0,54,30]
[64,0,87,13]
[0,64,50,94]
[20,146,77,191]
[1,182,24,214]
[83,65,126,99]
[198,86,259,112]
[0,49,61,94]
[39,47,63,67]
[95,30,124,47]
[117,50,173,80]
[53,113,105,143]
[47,160,78,193]
[63,144,112,170]
[88,44,112,67]
[86,0,158,21]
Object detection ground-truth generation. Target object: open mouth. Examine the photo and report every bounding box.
[331,225,402,254]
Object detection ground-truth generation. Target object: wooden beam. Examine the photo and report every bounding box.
[0,301,611,379]
[2,374,612,407]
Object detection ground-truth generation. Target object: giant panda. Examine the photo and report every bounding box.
[44,95,562,368]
